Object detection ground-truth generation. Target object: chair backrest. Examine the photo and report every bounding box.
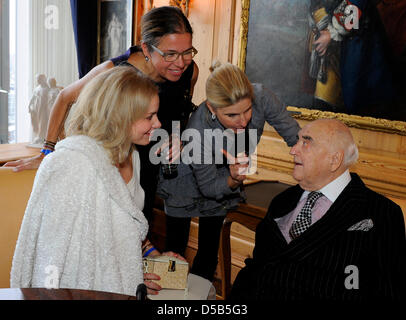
[219,203,265,300]
[0,168,37,288]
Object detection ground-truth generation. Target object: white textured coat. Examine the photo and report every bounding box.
[11,135,148,296]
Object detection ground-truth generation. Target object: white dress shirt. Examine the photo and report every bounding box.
[276,170,352,243]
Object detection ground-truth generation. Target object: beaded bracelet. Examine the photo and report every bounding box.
[43,140,56,151]
[40,148,53,156]
[143,247,157,258]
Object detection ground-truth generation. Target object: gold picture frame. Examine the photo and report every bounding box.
[237,0,406,135]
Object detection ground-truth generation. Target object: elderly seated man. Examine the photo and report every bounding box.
[230,119,406,300]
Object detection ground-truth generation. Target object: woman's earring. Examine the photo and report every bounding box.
[145,56,150,62]
[211,113,216,120]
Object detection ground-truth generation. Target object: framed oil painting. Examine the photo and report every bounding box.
[97,0,133,64]
[238,0,406,134]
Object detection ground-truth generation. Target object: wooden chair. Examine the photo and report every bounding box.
[0,168,37,288]
[218,203,266,300]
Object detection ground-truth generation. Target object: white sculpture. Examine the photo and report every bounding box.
[47,77,60,111]
[29,74,60,146]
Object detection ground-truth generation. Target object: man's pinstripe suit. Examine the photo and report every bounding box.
[230,173,406,300]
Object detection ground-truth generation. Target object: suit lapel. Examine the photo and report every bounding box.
[259,185,304,250]
[272,174,369,261]
[269,184,304,219]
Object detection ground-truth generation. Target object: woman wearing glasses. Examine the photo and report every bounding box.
[6,5,197,164]
[5,6,197,294]
[5,6,198,218]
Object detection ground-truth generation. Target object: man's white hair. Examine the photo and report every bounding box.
[343,139,359,167]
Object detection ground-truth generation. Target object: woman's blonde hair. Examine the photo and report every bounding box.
[65,66,158,164]
[206,61,254,109]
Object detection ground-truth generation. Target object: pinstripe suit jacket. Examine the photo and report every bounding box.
[230,173,406,300]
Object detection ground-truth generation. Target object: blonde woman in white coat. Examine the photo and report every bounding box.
[11,66,180,296]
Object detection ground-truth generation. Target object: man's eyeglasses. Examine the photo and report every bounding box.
[150,44,198,62]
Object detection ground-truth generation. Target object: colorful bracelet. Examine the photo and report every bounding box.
[43,140,56,151]
[40,148,53,156]
[142,240,152,252]
[143,247,157,258]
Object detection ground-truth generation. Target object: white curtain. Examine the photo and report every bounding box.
[31,0,78,89]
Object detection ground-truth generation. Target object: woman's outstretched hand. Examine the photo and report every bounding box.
[3,154,45,172]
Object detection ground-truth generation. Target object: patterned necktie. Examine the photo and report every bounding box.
[289,191,323,240]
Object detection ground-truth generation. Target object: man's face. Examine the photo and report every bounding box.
[289,122,334,190]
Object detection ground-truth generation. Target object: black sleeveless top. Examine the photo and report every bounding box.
[111,46,195,134]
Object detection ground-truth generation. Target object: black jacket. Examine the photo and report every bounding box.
[230,173,406,300]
